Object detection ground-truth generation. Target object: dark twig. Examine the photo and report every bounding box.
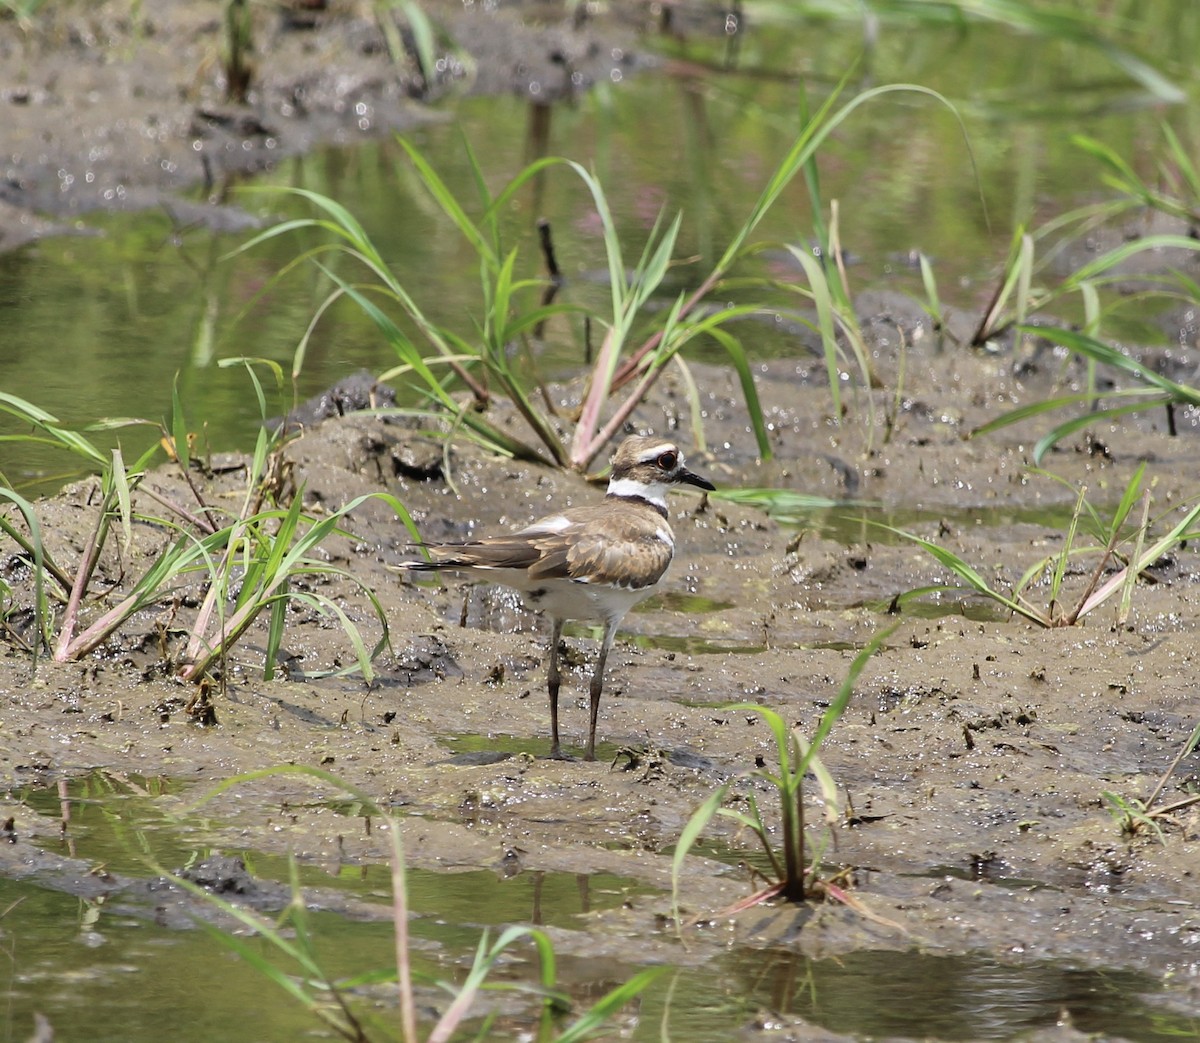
[534,217,563,341]
[970,271,1008,346]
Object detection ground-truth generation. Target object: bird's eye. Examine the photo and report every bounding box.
[657,451,677,470]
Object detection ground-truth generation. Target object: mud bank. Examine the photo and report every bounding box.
[0,0,643,249]
[4,321,1200,1034]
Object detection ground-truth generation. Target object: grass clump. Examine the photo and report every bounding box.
[885,467,1200,628]
[672,628,893,913]
[0,359,417,695]
[241,78,970,472]
[962,124,1200,458]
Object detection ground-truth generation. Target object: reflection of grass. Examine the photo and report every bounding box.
[683,1,1184,105]
[222,0,253,104]
[709,487,867,522]
[648,591,736,615]
[178,765,663,1042]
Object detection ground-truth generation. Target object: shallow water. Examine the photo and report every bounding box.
[6,775,1197,1043]
[4,7,1197,489]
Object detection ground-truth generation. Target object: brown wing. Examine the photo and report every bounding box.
[526,504,674,589]
[416,502,673,588]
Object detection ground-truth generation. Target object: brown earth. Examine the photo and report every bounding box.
[3,2,1200,1039]
[0,0,646,248]
[4,324,1200,1036]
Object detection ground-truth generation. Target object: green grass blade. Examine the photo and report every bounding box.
[1117,488,1150,626]
[1077,499,1200,620]
[1047,484,1086,613]
[109,449,134,556]
[1030,400,1172,465]
[264,582,288,681]
[190,916,324,1011]
[1061,234,1200,291]
[1014,233,1034,326]
[918,252,942,324]
[1162,123,1200,200]
[171,375,190,472]
[671,782,732,927]
[787,244,842,421]
[705,327,771,460]
[398,137,495,267]
[285,587,385,683]
[0,391,109,467]
[878,523,1048,625]
[314,267,459,405]
[556,968,669,1043]
[807,625,895,757]
[1110,462,1146,534]
[1071,134,1141,191]
[396,0,436,89]
[972,386,1165,438]
[670,355,706,454]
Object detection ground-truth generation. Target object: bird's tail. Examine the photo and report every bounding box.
[392,546,440,571]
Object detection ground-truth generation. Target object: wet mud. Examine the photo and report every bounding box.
[3,3,1200,1038]
[4,304,1200,1034]
[0,0,643,249]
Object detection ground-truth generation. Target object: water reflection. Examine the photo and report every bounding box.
[5,772,1198,1042]
[676,948,1198,1042]
[5,11,1198,492]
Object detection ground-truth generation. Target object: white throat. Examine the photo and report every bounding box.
[607,475,668,512]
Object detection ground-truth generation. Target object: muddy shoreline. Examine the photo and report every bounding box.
[5,347,1200,1035]
[0,0,644,249]
[3,3,1200,1039]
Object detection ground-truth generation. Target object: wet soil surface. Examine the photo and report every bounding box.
[4,4,1200,1040]
[5,311,1200,1036]
[0,0,645,248]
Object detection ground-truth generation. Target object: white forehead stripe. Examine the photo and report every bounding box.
[633,443,678,464]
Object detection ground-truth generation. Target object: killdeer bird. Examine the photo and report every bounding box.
[397,435,715,760]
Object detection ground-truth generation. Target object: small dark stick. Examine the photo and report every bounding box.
[538,217,561,278]
[534,217,564,340]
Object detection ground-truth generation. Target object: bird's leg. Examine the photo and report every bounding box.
[586,618,620,762]
[547,617,565,759]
